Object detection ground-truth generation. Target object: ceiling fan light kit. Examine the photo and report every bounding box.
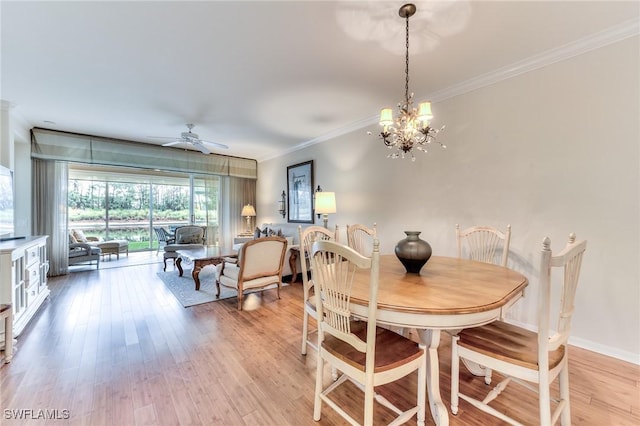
[152,123,229,154]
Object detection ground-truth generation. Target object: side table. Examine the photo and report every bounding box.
[288,246,300,283]
[233,235,254,245]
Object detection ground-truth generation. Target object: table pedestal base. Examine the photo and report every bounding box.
[416,329,448,426]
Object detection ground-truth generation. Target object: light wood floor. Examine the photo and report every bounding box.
[1,261,638,425]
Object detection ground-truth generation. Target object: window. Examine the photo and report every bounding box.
[68,164,219,251]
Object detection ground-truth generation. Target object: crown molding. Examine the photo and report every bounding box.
[261,17,639,163]
[429,17,640,102]
[257,115,377,162]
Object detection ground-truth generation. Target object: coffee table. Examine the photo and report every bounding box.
[175,246,236,291]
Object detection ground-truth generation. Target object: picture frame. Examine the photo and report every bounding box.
[287,160,314,223]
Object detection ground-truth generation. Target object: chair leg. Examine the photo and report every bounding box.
[559,359,571,425]
[539,369,552,425]
[364,377,375,426]
[313,349,324,421]
[301,310,309,355]
[237,291,243,310]
[451,335,460,415]
[417,344,427,426]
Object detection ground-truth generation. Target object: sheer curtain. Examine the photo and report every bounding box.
[203,175,219,245]
[32,159,68,276]
[219,176,256,248]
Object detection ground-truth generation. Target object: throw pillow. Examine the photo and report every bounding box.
[73,229,88,243]
[178,233,200,244]
[276,228,284,237]
[254,227,262,239]
[69,231,78,244]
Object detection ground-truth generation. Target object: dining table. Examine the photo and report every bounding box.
[349,255,528,426]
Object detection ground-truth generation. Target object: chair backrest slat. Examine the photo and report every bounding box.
[538,233,587,355]
[456,224,511,267]
[298,225,339,301]
[311,239,378,355]
[346,223,377,257]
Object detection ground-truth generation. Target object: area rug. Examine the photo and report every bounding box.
[157,268,235,308]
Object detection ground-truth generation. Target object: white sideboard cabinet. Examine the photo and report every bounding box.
[0,236,50,349]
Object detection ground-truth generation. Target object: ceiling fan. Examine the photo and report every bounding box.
[150,123,228,154]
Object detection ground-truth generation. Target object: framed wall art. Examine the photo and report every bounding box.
[287,160,314,223]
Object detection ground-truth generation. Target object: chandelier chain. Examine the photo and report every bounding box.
[405,14,410,104]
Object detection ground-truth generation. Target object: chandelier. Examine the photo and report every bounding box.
[378,3,446,161]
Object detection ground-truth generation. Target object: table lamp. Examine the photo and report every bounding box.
[241,204,256,234]
[315,192,336,229]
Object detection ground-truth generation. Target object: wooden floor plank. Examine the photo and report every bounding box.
[0,259,637,425]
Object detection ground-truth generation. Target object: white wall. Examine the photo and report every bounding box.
[3,108,32,236]
[257,36,640,363]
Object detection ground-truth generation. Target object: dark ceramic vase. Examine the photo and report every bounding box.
[394,231,432,274]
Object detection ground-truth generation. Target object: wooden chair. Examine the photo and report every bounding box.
[451,233,587,425]
[456,224,512,267]
[216,236,287,310]
[298,225,339,356]
[311,239,427,426]
[346,223,377,256]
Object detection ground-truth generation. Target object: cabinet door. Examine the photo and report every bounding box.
[12,257,26,318]
[38,244,49,292]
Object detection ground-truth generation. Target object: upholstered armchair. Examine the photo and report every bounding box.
[162,225,206,270]
[216,236,287,310]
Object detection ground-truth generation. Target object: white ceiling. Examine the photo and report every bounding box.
[2,1,638,161]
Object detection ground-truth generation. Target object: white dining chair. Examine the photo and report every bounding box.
[456,224,512,267]
[346,223,377,256]
[298,224,339,356]
[451,233,587,425]
[311,239,427,426]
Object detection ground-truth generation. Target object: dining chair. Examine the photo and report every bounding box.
[456,224,512,267]
[346,223,377,256]
[216,236,287,310]
[451,233,587,425]
[311,239,427,426]
[298,224,339,356]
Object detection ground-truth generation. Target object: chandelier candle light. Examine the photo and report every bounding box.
[378,3,446,161]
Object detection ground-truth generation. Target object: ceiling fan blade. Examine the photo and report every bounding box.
[161,141,183,147]
[149,136,181,140]
[199,139,229,150]
[191,140,211,155]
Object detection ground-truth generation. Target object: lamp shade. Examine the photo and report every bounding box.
[315,192,336,214]
[417,102,433,121]
[241,204,256,217]
[379,108,393,126]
